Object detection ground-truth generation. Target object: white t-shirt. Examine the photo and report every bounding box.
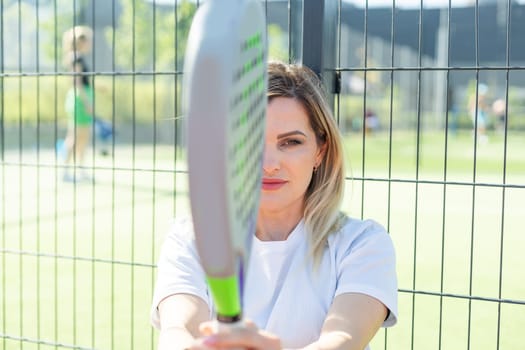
[151,216,398,349]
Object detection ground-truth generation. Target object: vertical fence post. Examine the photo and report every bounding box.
[291,0,339,110]
[0,0,3,162]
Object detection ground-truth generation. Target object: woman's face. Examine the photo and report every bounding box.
[259,97,324,215]
[76,37,92,55]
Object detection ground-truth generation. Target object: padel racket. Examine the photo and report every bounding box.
[184,0,267,328]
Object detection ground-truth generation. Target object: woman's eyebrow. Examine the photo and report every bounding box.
[276,130,307,139]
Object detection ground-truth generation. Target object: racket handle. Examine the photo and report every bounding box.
[211,319,246,350]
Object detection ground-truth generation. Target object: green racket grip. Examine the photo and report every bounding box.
[206,275,241,321]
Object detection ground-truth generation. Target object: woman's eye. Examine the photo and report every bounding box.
[280,139,302,148]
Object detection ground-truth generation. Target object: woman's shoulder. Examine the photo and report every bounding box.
[328,215,393,253]
[165,216,196,241]
[334,214,388,236]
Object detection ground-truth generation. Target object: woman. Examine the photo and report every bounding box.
[62,26,94,181]
[151,61,398,350]
[62,25,113,162]
[63,56,94,181]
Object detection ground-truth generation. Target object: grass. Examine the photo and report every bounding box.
[1,129,524,349]
[344,129,525,350]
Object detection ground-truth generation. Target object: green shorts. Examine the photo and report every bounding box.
[65,86,93,126]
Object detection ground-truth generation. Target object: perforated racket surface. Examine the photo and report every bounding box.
[184,0,267,323]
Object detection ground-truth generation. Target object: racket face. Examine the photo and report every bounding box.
[184,0,267,315]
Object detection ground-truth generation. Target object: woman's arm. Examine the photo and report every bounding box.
[187,292,387,350]
[157,293,211,350]
[303,292,387,350]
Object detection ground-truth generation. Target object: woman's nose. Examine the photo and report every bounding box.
[262,146,280,175]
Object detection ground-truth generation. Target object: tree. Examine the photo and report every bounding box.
[40,0,87,68]
[106,0,196,71]
[267,24,288,62]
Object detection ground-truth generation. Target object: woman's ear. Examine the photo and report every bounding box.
[315,142,327,168]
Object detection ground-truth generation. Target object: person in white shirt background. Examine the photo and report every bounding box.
[151,61,398,350]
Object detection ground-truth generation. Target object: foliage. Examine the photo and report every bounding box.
[2,75,70,124]
[105,0,196,71]
[267,24,288,62]
[2,1,42,69]
[4,74,523,133]
[337,84,403,131]
[40,0,86,67]
[1,75,180,125]
[91,76,180,124]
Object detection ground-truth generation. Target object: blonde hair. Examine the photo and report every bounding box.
[267,61,346,266]
[62,26,93,68]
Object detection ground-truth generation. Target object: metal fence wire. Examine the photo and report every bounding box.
[1,0,524,349]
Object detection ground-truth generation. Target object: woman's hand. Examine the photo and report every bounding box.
[187,319,282,350]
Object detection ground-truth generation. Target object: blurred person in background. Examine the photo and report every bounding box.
[61,26,94,182]
[492,98,507,133]
[468,83,490,144]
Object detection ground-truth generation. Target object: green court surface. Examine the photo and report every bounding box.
[1,130,524,349]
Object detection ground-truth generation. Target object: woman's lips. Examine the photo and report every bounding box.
[261,178,286,191]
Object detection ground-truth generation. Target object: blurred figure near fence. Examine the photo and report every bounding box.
[492,98,507,132]
[447,86,459,135]
[468,83,490,144]
[60,26,114,181]
[61,26,95,182]
[63,56,94,181]
[365,108,380,135]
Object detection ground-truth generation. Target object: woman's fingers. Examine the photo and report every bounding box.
[198,319,258,336]
[243,319,257,330]
[195,319,280,349]
[199,321,215,336]
[185,340,216,350]
[201,327,281,350]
